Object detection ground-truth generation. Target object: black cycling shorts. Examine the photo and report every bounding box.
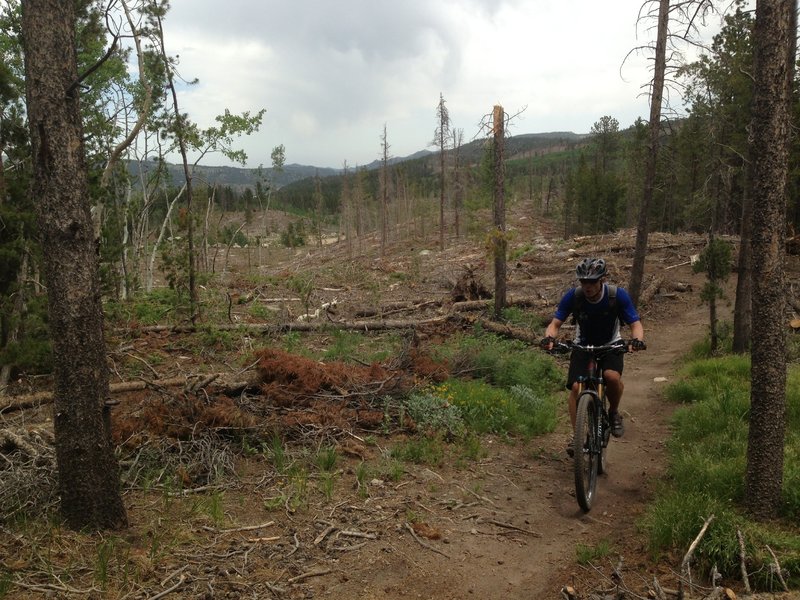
[565,348,624,390]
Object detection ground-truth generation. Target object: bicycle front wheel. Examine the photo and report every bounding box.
[573,392,599,512]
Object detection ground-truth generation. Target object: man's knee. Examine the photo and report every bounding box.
[604,370,622,385]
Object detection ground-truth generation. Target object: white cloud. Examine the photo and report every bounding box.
[154,0,727,168]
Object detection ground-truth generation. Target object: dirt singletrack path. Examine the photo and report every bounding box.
[316,272,716,599]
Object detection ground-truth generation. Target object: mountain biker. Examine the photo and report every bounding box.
[541,258,645,454]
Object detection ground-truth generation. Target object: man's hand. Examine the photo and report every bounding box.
[540,336,555,351]
[629,339,646,352]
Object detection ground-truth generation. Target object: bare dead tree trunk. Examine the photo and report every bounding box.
[492,105,507,321]
[453,128,464,239]
[380,124,390,256]
[434,93,451,250]
[629,0,669,306]
[146,183,185,291]
[154,11,198,323]
[341,162,352,258]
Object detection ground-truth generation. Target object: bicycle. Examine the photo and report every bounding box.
[545,339,643,512]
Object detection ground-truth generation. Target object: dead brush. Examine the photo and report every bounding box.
[0,427,57,522]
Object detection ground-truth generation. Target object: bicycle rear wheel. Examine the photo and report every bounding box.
[573,392,599,512]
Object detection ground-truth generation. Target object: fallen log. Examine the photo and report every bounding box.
[354,300,442,318]
[128,315,450,335]
[639,275,665,307]
[452,296,549,312]
[0,375,213,414]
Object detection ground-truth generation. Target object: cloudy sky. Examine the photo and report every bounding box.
[160,0,726,170]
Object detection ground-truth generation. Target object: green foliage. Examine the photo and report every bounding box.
[280,221,307,248]
[315,446,338,472]
[501,306,549,330]
[267,434,287,475]
[159,238,192,304]
[374,456,405,482]
[322,330,362,361]
[693,238,733,301]
[422,331,562,437]
[286,273,314,313]
[644,353,800,589]
[265,463,309,513]
[390,436,445,465]
[104,288,181,326]
[196,327,237,352]
[0,294,51,376]
[0,569,11,597]
[318,472,335,501]
[435,379,557,437]
[575,539,612,565]
[435,330,563,394]
[203,491,226,526]
[403,389,467,437]
[219,224,250,247]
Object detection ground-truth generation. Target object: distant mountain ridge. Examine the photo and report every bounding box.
[127,160,340,191]
[127,131,588,190]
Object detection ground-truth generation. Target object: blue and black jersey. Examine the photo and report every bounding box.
[553,284,640,345]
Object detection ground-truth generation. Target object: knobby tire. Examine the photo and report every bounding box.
[597,399,609,476]
[574,392,599,512]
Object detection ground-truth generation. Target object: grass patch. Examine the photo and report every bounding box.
[104,288,180,326]
[390,436,445,466]
[500,305,549,330]
[433,379,558,437]
[423,330,563,438]
[576,539,613,565]
[642,352,800,591]
[435,329,563,395]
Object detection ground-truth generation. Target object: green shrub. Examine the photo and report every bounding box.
[432,379,558,437]
[105,288,180,326]
[403,390,466,437]
[323,330,361,361]
[0,294,51,376]
[280,221,306,248]
[219,224,250,247]
[434,330,563,396]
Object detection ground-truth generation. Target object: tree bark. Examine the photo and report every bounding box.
[629,0,669,306]
[492,105,507,320]
[745,0,793,520]
[21,0,127,529]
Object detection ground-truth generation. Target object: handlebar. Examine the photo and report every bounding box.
[541,338,646,355]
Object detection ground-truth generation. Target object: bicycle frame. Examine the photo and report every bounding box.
[575,349,612,455]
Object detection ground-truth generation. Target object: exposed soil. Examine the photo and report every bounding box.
[2,203,799,599]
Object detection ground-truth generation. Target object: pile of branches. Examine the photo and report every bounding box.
[0,427,57,522]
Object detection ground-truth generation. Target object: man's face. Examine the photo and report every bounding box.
[579,278,603,301]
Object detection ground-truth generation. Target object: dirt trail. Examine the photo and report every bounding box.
[317,272,716,600]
